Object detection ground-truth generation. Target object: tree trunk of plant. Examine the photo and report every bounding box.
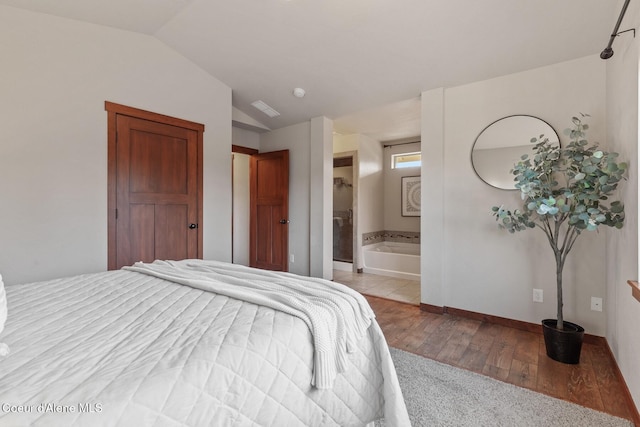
[556,253,564,330]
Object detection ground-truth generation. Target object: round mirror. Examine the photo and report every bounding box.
[471,115,560,190]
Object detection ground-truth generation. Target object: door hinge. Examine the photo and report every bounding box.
[115,208,118,220]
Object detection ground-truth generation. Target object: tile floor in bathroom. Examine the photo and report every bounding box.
[332,269,420,305]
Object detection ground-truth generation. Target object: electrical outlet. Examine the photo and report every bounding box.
[290,254,295,263]
[591,297,603,312]
[533,289,543,303]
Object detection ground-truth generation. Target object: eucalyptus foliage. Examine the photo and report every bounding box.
[492,116,626,330]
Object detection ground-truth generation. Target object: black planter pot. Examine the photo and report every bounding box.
[541,319,585,364]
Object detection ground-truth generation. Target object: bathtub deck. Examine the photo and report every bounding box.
[333,269,420,305]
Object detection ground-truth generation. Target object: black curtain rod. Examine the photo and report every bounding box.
[383,140,421,148]
[601,0,634,60]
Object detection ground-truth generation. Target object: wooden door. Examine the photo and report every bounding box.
[250,150,289,271]
[106,102,203,270]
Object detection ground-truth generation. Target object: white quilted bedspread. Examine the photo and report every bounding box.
[0,265,409,427]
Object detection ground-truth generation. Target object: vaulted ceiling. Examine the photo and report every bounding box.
[1,0,620,141]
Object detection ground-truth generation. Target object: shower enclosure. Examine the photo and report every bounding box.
[333,157,354,263]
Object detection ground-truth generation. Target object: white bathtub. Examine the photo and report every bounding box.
[362,242,420,280]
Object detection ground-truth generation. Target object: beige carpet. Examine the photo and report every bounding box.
[384,347,633,427]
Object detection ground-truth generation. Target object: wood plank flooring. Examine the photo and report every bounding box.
[366,295,638,425]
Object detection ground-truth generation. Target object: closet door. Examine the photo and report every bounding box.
[106,102,204,270]
[249,150,289,271]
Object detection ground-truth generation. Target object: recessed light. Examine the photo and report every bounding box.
[293,88,306,98]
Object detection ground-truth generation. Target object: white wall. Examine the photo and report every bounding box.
[421,88,445,307]
[232,107,270,133]
[355,134,385,269]
[605,0,640,408]
[309,117,334,279]
[383,141,421,232]
[232,126,260,150]
[0,6,232,285]
[422,55,609,335]
[334,134,359,154]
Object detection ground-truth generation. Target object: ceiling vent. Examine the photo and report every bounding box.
[251,100,280,118]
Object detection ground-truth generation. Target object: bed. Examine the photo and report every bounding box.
[0,260,410,426]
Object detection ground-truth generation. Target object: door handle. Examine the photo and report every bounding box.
[188,223,198,229]
[279,219,289,224]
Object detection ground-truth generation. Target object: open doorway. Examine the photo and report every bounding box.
[231,143,290,271]
[331,97,421,305]
[231,146,257,266]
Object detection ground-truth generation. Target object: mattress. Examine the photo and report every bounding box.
[0,262,409,426]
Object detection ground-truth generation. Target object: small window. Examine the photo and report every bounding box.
[392,151,421,169]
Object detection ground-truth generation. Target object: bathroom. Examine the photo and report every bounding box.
[332,126,421,305]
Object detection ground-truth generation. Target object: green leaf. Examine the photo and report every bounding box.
[489,116,627,239]
[611,203,624,214]
[584,165,597,174]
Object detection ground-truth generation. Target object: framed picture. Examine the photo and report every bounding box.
[401,176,421,217]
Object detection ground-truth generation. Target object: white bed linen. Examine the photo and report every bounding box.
[0,265,410,427]
[125,260,375,389]
[0,273,8,356]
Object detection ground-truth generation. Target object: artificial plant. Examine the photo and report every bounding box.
[492,115,626,330]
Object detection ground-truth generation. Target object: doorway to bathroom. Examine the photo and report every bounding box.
[331,97,421,305]
[333,156,355,269]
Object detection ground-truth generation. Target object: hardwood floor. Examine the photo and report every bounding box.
[367,295,639,425]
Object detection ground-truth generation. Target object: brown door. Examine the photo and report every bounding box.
[250,150,289,271]
[106,102,204,270]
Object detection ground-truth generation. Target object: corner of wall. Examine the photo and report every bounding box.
[420,88,445,306]
[310,116,334,279]
[603,0,640,409]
